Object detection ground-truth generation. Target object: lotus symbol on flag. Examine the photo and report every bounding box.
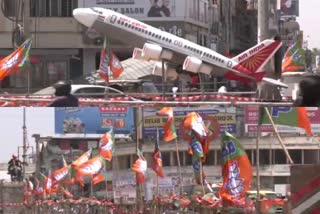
[226,161,244,198]
[53,168,68,181]
[100,139,113,151]
[2,53,19,69]
[192,117,207,137]
[79,159,103,175]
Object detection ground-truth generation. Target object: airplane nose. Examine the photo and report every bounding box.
[73,8,97,27]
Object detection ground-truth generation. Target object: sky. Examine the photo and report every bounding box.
[0,108,54,163]
[297,0,320,49]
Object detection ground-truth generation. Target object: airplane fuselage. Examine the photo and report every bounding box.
[73,8,283,83]
[90,8,235,71]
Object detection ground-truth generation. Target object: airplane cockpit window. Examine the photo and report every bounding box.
[91,8,103,14]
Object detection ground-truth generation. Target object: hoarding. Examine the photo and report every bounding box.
[143,107,237,140]
[245,107,320,134]
[79,0,207,20]
[55,107,134,135]
[280,0,299,17]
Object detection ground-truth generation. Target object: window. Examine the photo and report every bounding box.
[2,0,16,17]
[162,152,171,167]
[259,150,270,165]
[47,61,67,85]
[73,87,106,98]
[31,0,78,17]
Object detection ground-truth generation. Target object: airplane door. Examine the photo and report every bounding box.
[110,15,117,24]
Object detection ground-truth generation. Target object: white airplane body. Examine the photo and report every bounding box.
[73,7,287,87]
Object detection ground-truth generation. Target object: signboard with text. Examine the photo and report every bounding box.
[55,107,134,135]
[143,107,237,140]
[245,107,320,134]
[78,0,207,20]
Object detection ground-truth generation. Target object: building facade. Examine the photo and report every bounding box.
[0,0,213,92]
[33,106,320,200]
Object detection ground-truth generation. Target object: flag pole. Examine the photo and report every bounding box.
[264,107,294,164]
[174,138,184,195]
[199,161,205,195]
[256,110,261,213]
[156,128,160,196]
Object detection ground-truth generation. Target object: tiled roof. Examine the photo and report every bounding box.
[117,58,156,80]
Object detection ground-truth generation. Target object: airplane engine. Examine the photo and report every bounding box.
[142,43,173,61]
[183,56,213,75]
[142,43,162,60]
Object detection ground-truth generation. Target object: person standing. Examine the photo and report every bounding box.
[47,81,79,107]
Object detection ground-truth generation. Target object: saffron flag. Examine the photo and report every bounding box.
[99,129,114,161]
[0,38,32,80]
[151,131,164,177]
[219,132,253,206]
[33,178,44,198]
[75,156,106,179]
[99,36,124,82]
[41,173,53,195]
[92,168,108,185]
[99,36,110,82]
[71,149,92,169]
[259,107,312,136]
[282,34,305,73]
[51,158,69,186]
[157,107,177,142]
[183,112,210,161]
[132,151,147,184]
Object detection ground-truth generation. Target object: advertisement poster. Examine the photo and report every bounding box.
[79,0,207,20]
[143,107,237,140]
[245,107,320,133]
[113,176,137,204]
[55,107,134,135]
[281,0,299,17]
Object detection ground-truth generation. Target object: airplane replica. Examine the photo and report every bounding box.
[73,7,287,88]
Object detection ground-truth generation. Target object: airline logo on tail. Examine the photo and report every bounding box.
[226,40,282,82]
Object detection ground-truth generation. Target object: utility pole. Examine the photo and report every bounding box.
[224,0,231,53]
[257,0,282,101]
[135,107,143,212]
[23,0,31,94]
[22,107,27,179]
[23,0,31,37]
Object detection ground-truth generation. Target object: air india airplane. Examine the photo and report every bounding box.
[73,7,287,87]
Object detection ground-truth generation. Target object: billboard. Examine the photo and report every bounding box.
[55,107,134,135]
[78,0,207,20]
[280,0,299,17]
[143,107,237,140]
[245,107,320,134]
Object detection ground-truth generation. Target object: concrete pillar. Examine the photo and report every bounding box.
[82,49,97,75]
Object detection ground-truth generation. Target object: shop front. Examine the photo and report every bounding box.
[0,49,82,93]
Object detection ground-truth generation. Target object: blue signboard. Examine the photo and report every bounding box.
[143,107,237,140]
[55,107,134,135]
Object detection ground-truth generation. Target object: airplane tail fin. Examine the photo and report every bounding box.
[226,39,282,82]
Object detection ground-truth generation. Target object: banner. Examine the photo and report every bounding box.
[113,176,137,204]
[143,107,236,140]
[245,107,320,133]
[55,107,134,135]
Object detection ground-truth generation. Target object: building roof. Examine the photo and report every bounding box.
[117,58,156,80]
